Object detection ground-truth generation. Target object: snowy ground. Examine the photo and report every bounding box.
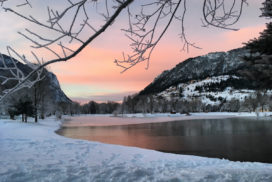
[1,114,272,182]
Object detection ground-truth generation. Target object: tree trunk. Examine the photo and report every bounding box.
[40,96,45,119]
[34,84,38,123]
[10,114,14,120]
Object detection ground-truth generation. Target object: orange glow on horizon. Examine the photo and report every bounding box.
[49,24,266,102]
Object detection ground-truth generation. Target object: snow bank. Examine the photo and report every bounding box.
[1,116,272,182]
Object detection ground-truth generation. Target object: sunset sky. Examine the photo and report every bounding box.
[0,0,268,103]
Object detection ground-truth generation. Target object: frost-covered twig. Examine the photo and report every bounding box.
[0,48,44,100]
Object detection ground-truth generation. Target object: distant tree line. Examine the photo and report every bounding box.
[78,101,120,115]
[121,90,272,114]
[4,96,121,122]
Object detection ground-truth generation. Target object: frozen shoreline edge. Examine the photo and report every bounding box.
[60,112,270,127]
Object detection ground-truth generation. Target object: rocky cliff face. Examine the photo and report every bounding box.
[45,72,71,103]
[140,48,252,95]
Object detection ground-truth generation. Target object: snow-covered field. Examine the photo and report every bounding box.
[1,114,272,182]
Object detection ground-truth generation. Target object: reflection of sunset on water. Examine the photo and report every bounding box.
[57,116,272,163]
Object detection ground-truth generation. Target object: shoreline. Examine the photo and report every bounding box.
[1,115,272,181]
[61,112,264,127]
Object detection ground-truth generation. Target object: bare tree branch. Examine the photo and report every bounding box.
[0,0,246,102]
[0,0,134,101]
[115,0,246,72]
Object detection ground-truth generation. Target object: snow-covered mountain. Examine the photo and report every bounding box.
[139,48,269,106]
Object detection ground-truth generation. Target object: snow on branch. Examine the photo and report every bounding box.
[0,48,44,99]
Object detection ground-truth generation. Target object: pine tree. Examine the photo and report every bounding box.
[246,23,272,54]
[13,98,34,122]
[241,0,272,89]
[245,0,272,54]
[261,0,272,18]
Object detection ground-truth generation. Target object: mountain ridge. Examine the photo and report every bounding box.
[139,48,253,95]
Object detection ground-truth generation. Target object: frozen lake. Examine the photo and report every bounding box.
[57,116,272,163]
